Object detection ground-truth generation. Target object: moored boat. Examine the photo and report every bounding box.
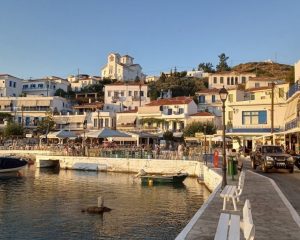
[0,157,28,173]
[140,172,188,184]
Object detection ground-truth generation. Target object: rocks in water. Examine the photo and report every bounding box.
[81,206,112,214]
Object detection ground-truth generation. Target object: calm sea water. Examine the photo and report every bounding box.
[0,166,210,240]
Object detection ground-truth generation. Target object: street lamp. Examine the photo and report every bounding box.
[203,124,207,165]
[82,119,87,156]
[219,86,228,188]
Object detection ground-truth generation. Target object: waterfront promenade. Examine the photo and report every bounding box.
[179,165,300,239]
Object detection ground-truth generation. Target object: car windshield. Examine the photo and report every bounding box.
[262,146,283,154]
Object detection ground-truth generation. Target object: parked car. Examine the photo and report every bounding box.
[250,145,294,173]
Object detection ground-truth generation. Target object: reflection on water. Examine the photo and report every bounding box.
[0,166,210,240]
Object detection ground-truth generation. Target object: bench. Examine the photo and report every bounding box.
[214,199,255,240]
[220,171,245,211]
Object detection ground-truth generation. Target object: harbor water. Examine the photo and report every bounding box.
[0,165,210,240]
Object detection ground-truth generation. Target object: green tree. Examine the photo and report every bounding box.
[37,111,55,134]
[183,121,216,137]
[163,130,174,141]
[54,89,67,98]
[4,122,24,137]
[216,53,231,72]
[198,62,215,73]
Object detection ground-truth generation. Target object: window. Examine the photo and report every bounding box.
[168,109,172,115]
[134,91,138,96]
[242,111,267,125]
[228,111,233,120]
[235,77,238,85]
[212,95,216,102]
[228,94,233,103]
[241,77,246,84]
[25,117,30,126]
[120,91,124,97]
[199,95,205,103]
[9,81,12,87]
[213,77,217,84]
[13,82,16,88]
[23,85,28,89]
[255,83,260,88]
[140,91,144,97]
[250,93,255,100]
[108,91,111,97]
[128,91,132,96]
[105,119,109,127]
[227,77,230,85]
[38,84,43,88]
[220,77,224,84]
[231,77,234,85]
[179,108,184,114]
[94,119,97,127]
[279,88,284,98]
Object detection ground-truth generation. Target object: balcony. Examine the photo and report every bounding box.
[285,117,300,131]
[227,125,283,133]
[286,81,300,99]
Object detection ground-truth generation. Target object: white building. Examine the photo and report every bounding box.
[22,76,70,96]
[0,74,23,97]
[186,70,205,78]
[245,77,285,89]
[101,53,146,81]
[0,96,70,129]
[67,74,101,92]
[295,60,300,82]
[208,71,256,89]
[103,83,150,112]
[145,75,159,83]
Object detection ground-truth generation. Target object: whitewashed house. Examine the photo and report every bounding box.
[0,74,23,97]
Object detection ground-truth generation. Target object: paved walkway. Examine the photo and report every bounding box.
[183,170,300,240]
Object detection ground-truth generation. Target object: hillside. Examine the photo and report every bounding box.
[232,62,294,83]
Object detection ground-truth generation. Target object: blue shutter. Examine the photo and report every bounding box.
[258,111,267,124]
[212,95,215,102]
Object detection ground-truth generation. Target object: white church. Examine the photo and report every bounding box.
[101,53,146,81]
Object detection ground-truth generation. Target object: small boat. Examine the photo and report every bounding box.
[140,172,188,184]
[0,157,28,173]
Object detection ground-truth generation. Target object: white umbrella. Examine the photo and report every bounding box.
[82,128,130,138]
[212,136,232,142]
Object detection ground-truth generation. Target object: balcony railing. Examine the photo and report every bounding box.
[286,81,300,99]
[285,117,300,131]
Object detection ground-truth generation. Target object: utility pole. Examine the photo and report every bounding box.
[139,81,142,107]
[271,82,275,144]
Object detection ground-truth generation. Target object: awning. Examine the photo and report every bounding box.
[17,100,37,107]
[212,136,232,142]
[117,115,136,125]
[284,99,298,123]
[82,128,130,138]
[111,137,137,142]
[36,100,51,106]
[0,100,12,105]
[40,130,77,139]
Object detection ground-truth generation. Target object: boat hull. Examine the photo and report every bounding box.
[0,157,28,173]
[140,173,188,184]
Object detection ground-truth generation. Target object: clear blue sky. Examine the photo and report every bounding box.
[0,0,299,79]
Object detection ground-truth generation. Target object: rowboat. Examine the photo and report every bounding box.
[140,172,188,184]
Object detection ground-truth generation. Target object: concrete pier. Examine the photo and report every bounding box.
[177,169,300,240]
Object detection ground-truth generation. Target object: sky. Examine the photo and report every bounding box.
[0,0,299,79]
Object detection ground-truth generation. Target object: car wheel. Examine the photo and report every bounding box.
[289,167,294,173]
[262,162,268,173]
[251,160,257,170]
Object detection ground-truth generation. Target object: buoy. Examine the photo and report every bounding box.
[81,196,112,214]
[98,196,104,208]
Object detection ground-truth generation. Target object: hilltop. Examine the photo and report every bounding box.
[232,61,294,83]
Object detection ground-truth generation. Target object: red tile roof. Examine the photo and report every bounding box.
[146,97,193,106]
[246,86,272,92]
[189,112,214,117]
[248,77,280,81]
[105,82,146,86]
[196,88,220,94]
[119,109,138,113]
